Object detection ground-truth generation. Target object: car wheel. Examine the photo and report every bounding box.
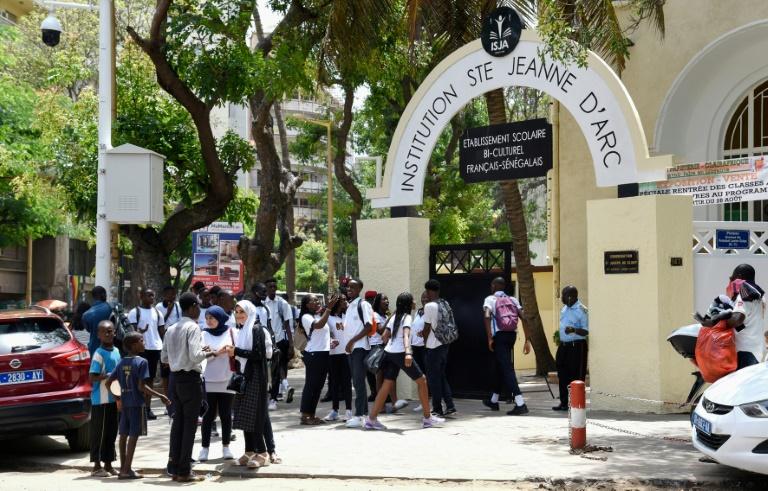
[65,424,90,452]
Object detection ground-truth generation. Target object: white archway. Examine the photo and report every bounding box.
[367,30,674,208]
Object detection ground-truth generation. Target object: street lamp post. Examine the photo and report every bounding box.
[38,1,113,298]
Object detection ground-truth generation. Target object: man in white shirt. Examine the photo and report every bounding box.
[216,289,237,328]
[263,278,295,404]
[724,264,767,368]
[420,279,457,417]
[343,278,373,428]
[128,288,165,420]
[157,286,182,327]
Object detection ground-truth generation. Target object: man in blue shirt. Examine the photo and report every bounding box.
[83,286,113,355]
[554,285,589,411]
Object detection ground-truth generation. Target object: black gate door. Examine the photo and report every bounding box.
[429,242,514,399]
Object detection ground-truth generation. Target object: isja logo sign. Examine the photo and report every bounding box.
[481,7,523,57]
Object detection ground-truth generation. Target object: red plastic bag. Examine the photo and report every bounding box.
[695,320,737,383]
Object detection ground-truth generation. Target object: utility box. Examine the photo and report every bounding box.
[105,144,165,224]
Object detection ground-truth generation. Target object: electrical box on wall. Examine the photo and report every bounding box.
[105,144,165,224]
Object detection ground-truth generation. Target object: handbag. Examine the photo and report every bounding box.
[227,372,246,394]
[364,344,385,374]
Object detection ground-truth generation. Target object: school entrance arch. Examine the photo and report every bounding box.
[357,29,694,411]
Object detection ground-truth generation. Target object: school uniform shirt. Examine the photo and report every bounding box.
[202,328,236,393]
[384,314,412,354]
[264,296,293,343]
[484,292,522,336]
[370,312,386,346]
[559,301,589,342]
[128,306,165,351]
[161,316,208,373]
[733,294,767,361]
[344,298,373,351]
[197,307,209,329]
[111,356,149,407]
[328,314,346,355]
[156,301,182,327]
[423,301,442,349]
[90,346,121,405]
[226,312,237,328]
[254,306,270,330]
[301,313,331,352]
[410,311,425,347]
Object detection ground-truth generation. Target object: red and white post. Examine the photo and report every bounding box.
[569,380,586,450]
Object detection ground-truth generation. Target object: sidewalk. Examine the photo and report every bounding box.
[4,369,756,485]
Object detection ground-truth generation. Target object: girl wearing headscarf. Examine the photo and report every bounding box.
[225,300,272,469]
[198,306,236,462]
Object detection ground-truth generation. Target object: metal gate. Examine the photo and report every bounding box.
[429,242,514,399]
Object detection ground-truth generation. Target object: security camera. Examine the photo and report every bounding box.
[40,13,62,47]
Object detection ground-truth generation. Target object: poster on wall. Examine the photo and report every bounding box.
[190,222,244,293]
[638,156,767,206]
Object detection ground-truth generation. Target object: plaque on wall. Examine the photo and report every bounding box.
[604,250,639,274]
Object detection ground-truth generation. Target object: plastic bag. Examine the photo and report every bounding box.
[694,320,737,383]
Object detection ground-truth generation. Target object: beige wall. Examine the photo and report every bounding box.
[512,270,557,370]
[587,196,694,412]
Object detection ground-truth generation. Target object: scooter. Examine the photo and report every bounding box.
[666,323,707,408]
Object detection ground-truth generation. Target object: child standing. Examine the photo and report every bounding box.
[108,332,170,479]
[89,320,122,477]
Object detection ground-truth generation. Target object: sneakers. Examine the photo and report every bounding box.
[394,399,409,411]
[211,430,220,438]
[552,404,568,411]
[146,408,158,421]
[344,409,352,421]
[198,447,209,462]
[268,400,277,411]
[285,387,295,404]
[443,407,457,417]
[222,447,234,460]
[364,417,387,430]
[507,404,529,416]
[324,409,339,421]
[412,404,423,412]
[345,416,363,428]
[384,403,393,414]
[483,399,500,411]
[422,414,445,428]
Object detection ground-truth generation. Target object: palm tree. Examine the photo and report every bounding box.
[408,0,665,374]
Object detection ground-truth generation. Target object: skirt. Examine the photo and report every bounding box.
[232,367,268,433]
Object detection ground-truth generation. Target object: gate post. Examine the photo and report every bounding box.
[357,217,431,400]
[587,195,694,413]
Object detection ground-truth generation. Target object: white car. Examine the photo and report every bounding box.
[691,362,768,475]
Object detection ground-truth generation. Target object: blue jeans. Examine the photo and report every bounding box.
[349,348,369,417]
[426,344,454,413]
[493,331,522,397]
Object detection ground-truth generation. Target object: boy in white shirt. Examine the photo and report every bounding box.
[128,289,165,420]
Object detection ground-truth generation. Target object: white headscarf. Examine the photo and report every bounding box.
[235,300,258,368]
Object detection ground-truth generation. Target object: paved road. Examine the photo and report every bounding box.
[0,370,759,487]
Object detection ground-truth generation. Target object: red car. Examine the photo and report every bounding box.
[0,308,92,451]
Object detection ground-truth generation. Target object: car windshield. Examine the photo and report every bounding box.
[0,318,71,355]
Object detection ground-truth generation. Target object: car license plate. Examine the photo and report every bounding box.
[693,413,711,434]
[0,369,44,386]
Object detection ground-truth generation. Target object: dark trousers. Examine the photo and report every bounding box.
[300,351,330,414]
[412,346,427,378]
[737,351,759,370]
[264,413,275,454]
[201,392,233,448]
[277,339,290,379]
[556,340,588,407]
[366,368,377,396]
[349,348,369,416]
[244,430,267,453]
[269,348,282,401]
[493,331,522,397]
[426,344,454,413]
[329,353,352,411]
[168,371,202,477]
[89,402,118,464]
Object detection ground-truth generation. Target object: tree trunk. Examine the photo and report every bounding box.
[274,101,297,298]
[333,84,363,244]
[484,88,555,375]
[123,225,171,306]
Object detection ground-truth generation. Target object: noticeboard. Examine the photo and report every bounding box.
[190,222,245,293]
[459,118,553,183]
[604,250,639,275]
[715,229,750,250]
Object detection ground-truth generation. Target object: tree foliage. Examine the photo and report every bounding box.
[275,238,328,294]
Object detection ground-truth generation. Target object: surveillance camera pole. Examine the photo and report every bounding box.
[39,1,113,299]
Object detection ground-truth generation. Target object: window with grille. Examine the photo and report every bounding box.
[722,80,768,221]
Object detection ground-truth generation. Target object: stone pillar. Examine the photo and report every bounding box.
[357,217,430,400]
[587,195,694,413]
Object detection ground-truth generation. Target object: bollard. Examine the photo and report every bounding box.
[569,380,586,450]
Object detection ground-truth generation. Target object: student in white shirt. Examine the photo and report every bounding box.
[157,285,182,327]
[343,279,374,428]
[324,298,352,421]
[128,288,165,420]
[410,292,429,412]
[421,280,456,417]
[298,293,340,425]
[197,288,212,329]
[723,264,767,368]
[365,292,444,430]
[372,293,408,413]
[264,279,295,402]
[198,306,236,462]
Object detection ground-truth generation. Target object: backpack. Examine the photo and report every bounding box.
[433,298,459,344]
[109,304,132,342]
[356,300,378,336]
[494,294,519,332]
[293,314,312,352]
